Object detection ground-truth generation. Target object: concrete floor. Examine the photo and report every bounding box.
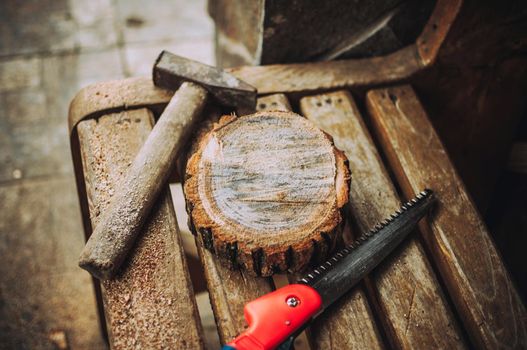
[0,0,216,348]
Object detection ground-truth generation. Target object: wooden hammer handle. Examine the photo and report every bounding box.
[79,82,208,279]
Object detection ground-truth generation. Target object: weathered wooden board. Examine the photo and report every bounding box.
[260,93,385,350]
[257,93,384,350]
[366,85,527,349]
[255,95,312,350]
[194,234,274,344]
[256,93,292,112]
[77,109,204,349]
[179,106,275,345]
[300,90,466,349]
[185,110,350,276]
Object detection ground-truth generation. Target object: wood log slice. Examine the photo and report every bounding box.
[184,111,350,276]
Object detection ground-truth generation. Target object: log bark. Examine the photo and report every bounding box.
[77,109,204,349]
[367,85,527,349]
[185,110,350,276]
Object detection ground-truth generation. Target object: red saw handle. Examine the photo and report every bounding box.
[225,284,322,350]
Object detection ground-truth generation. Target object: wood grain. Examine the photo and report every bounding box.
[367,85,527,349]
[77,109,204,349]
[68,77,172,133]
[185,111,349,276]
[301,91,466,349]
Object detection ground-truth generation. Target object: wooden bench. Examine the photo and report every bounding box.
[69,77,526,349]
[68,1,526,347]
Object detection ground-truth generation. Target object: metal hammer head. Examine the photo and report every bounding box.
[153,51,257,111]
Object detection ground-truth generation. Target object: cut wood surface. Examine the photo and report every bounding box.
[300,91,466,349]
[185,110,350,276]
[367,85,527,349]
[180,106,275,345]
[77,109,203,349]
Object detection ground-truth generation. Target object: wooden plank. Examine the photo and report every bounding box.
[180,105,275,344]
[257,94,313,350]
[194,236,274,344]
[253,93,381,350]
[77,109,204,349]
[288,93,381,350]
[256,93,292,112]
[261,93,383,350]
[366,85,527,349]
[300,91,467,349]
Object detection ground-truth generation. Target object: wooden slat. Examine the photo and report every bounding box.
[256,93,292,112]
[77,109,204,349]
[258,94,311,350]
[181,103,275,345]
[261,93,382,350]
[300,91,466,349]
[194,236,274,344]
[366,85,527,349]
[294,92,382,350]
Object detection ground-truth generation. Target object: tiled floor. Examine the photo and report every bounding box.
[0,0,215,348]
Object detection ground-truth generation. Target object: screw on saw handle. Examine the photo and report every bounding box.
[224,284,322,350]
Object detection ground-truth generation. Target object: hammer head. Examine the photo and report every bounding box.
[153,51,257,111]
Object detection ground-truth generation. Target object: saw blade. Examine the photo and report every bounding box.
[298,189,434,311]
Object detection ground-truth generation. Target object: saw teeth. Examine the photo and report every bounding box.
[298,189,433,286]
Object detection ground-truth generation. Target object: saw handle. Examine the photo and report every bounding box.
[224,284,322,350]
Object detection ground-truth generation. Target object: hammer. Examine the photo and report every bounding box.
[79,51,256,279]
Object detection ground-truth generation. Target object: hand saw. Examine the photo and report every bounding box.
[222,189,434,350]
